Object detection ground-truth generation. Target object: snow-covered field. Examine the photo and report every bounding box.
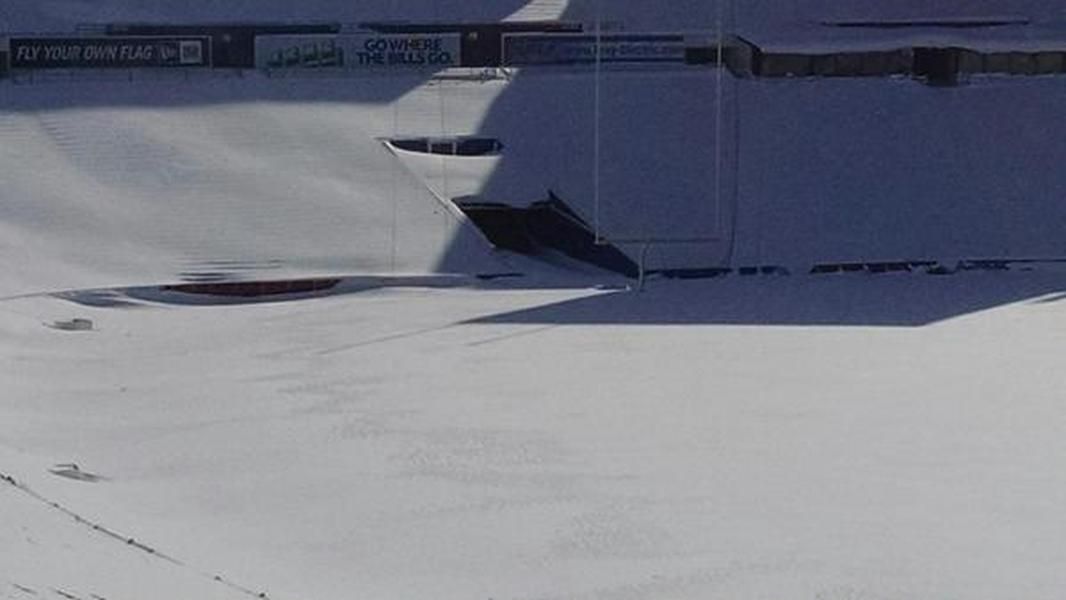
[5,268,1066,600]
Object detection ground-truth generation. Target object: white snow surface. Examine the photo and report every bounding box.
[4,270,1066,599]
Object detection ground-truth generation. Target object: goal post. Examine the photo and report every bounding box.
[590,0,738,266]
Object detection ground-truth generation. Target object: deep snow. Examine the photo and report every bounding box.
[5,269,1066,599]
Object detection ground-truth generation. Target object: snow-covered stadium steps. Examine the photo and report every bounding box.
[1,62,743,295]
[0,76,510,297]
[0,110,141,297]
[731,75,1066,267]
[7,0,1066,291]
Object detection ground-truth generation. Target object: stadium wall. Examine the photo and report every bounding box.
[0,38,8,78]
[105,23,341,68]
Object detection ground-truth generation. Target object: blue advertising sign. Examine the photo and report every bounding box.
[503,34,687,66]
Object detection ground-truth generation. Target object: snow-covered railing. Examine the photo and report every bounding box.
[737,23,1066,85]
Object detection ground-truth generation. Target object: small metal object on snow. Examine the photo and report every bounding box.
[49,318,94,331]
[49,463,104,482]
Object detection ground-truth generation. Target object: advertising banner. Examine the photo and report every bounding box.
[256,34,461,70]
[503,34,687,66]
[9,37,210,69]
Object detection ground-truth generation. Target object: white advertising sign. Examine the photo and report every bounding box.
[256,34,461,70]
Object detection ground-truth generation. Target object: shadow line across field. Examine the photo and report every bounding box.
[461,270,1066,327]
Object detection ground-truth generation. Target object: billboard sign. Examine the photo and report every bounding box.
[256,34,461,70]
[503,34,687,66]
[9,37,210,69]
